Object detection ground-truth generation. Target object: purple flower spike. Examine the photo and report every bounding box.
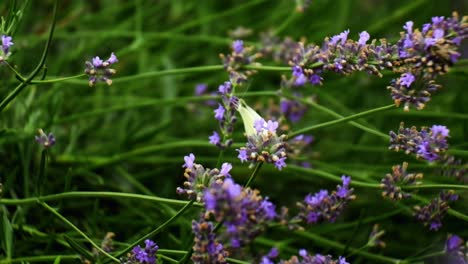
[183,153,195,169]
[129,239,158,264]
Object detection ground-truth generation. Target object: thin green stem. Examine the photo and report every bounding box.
[244,162,264,187]
[112,65,224,84]
[403,250,446,262]
[159,254,179,263]
[39,201,120,263]
[29,73,87,84]
[291,230,401,263]
[284,94,390,140]
[289,104,396,137]
[36,149,47,196]
[0,255,80,264]
[0,0,57,112]
[0,191,201,207]
[111,200,195,259]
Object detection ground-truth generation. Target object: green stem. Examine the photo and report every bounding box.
[287,165,468,190]
[36,149,47,196]
[111,200,195,259]
[244,162,264,187]
[29,73,87,84]
[0,255,80,264]
[39,201,120,263]
[0,191,201,207]
[289,104,396,137]
[159,254,179,263]
[225,258,251,264]
[112,65,224,84]
[292,230,402,263]
[243,65,291,72]
[286,94,390,140]
[403,250,446,262]
[0,0,57,112]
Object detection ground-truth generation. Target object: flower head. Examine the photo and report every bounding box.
[177,154,233,202]
[191,219,228,264]
[35,129,56,148]
[380,162,423,200]
[202,178,277,247]
[85,52,118,86]
[0,34,14,61]
[236,103,288,170]
[125,239,158,264]
[296,176,355,224]
[358,31,370,46]
[414,190,459,230]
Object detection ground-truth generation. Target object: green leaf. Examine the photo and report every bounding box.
[1,212,13,259]
[53,256,61,264]
[63,235,95,262]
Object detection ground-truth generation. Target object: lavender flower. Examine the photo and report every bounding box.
[122,239,158,264]
[275,249,349,264]
[264,13,466,110]
[177,153,232,202]
[232,40,244,53]
[414,190,459,230]
[209,131,221,146]
[191,219,228,264]
[0,34,13,61]
[367,224,386,248]
[358,31,370,46]
[389,123,449,162]
[236,102,289,170]
[35,129,56,148]
[296,176,355,224]
[84,52,118,86]
[280,96,308,122]
[203,178,277,248]
[439,155,467,183]
[444,234,467,264]
[210,81,238,149]
[195,83,208,96]
[380,162,423,200]
[220,40,261,85]
[260,248,280,264]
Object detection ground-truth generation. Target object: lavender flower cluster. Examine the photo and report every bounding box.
[220,40,261,85]
[414,190,459,231]
[236,117,289,170]
[177,153,232,202]
[261,13,467,111]
[210,81,240,149]
[445,235,467,263]
[84,52,118,86]
[389,123,449,162]
[295,176,355,224]
[380,162,423,200]
[123,239,159,264]
[0,34,14,62]
[177,154,355,263]
[261,248,349,264]
[203,177,277,248]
